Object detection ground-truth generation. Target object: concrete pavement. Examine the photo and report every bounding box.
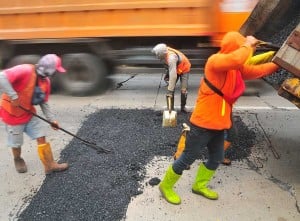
[0,73,299,221]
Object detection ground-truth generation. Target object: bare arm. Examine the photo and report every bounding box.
[167,54,178,92]
[40,102,55,122]
[0,71,18,100]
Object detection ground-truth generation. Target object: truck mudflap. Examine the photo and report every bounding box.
[278,78,300,108]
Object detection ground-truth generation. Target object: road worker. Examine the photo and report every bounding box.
[159,32,280,205]
[0,54,69,174]
[152,43,191,113]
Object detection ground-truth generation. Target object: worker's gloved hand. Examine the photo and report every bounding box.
[245,35,260,48]
[166,90,174,98]
[163,68,169,85]
[164,74,169,85]
[51,121,59,130]
[164,72,169,82]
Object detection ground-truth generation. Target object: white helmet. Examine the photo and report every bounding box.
[152,43,168,60]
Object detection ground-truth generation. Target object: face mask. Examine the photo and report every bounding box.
[36,66,56,77]
[44,70,56,77]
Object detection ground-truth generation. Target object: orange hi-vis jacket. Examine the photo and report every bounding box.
[1,65,37,118]
[190,32,279,130]
[166,47,191,74]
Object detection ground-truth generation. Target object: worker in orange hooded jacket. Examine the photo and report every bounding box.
[159,32,280,205]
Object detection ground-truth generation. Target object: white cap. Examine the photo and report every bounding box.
[152,43,168,58]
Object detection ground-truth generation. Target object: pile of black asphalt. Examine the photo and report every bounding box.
[18,109,255,221]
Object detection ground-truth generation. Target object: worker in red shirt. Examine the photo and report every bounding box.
[158,32,280,205]
[0,54,69,174]
[152,43,191,113]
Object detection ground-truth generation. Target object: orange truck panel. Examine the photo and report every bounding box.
[0,0,259,96]
[0,0,256,42]
[0,0,217,39]
[213,0,259,45]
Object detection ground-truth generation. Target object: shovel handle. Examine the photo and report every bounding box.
[14,102,111,153]
[257,41,280,51]
[167,96,172,113]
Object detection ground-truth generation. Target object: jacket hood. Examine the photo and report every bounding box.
[220,32,246,54]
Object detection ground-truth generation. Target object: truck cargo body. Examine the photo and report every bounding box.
[240,0,300,108]
[0,0,256,95]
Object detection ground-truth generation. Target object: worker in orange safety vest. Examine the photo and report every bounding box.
[152,43,191,113]
[0,54,69,174]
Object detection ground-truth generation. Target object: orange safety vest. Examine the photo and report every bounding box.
[167,47,191,75]
[1,65,37,117]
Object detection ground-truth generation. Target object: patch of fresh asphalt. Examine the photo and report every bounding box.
[18,109,255,221]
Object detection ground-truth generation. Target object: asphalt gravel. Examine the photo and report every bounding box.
[18,109,255,221]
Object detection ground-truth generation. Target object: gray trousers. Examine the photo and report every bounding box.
[176,73,189,92]
[173,123,224,174]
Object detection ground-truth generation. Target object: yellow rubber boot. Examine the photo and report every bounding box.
[192,163,218,200]
[159,165,181,205]
[38,143,69,175]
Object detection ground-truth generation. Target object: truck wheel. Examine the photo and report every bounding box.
[60,53,107,96]
[6,55,41,68]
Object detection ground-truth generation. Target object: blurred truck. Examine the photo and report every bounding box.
[0,0,258,96]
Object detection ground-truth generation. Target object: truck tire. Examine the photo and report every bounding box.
[60,53,107,96]
[5,55,41,68]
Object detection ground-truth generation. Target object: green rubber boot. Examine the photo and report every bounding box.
[159,165,181,205]
[192,163,218,200]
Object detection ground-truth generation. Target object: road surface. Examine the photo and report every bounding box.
[0,72,299,221]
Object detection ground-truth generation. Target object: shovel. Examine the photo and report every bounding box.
[257,41,280,51]
[162,96,177,127]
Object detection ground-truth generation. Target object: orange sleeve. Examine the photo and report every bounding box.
[211,46,253,72]
[241,62,280,80]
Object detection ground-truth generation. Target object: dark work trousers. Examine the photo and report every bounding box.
[224,114,237,142]
[172,123,224,174]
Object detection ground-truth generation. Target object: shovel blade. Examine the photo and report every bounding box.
[162,110,177,127]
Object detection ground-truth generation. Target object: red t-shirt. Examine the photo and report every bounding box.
[0,64,51,125]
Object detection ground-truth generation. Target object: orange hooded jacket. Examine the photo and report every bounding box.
[190,32,279,130]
